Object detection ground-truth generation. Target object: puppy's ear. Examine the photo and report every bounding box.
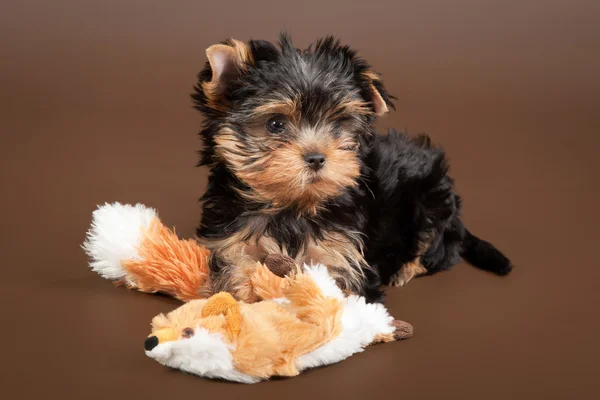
[249,39,280,63]
[205,39,252,95]
[194,39,253,114]
[362,70,395,116]
[369,83,390,116]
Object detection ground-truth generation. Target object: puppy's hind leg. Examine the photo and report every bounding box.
[390,258,428,287]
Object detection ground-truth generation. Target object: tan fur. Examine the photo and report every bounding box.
[200,228,281,302]
[253,98,300,122]
[390,237,432,286]
[214,123,361,214]
[328,98,372,119]
[228,38,254,66]
[201,222,369,302]
[372,332,397,343]
[301,231,368,292]
[390,258,428,287]
[250,263,291,300]
[361,70,389,115]
[370,87,389,115]
[254,96,370,125]
[121,217,211,301]
[362,70,381,82]
[262,131,361,213]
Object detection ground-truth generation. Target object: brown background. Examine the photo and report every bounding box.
[1,1,599,399]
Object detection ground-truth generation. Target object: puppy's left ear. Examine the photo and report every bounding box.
[362,70,395,116]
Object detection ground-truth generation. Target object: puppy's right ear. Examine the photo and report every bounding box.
[193,39,253,114]
[204,40,252,96]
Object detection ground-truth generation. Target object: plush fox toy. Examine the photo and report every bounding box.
[83,202,287,301]
[143,264,413,383]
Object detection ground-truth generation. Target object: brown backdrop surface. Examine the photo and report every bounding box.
[1,1,599,399]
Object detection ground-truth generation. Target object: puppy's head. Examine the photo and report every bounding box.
[193,33,394,213]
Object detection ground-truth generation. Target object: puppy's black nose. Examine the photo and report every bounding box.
[304,152,326,171]
[144,336,159,351]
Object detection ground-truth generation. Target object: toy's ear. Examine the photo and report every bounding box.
[202,292,242,341]
[362,70,394,116]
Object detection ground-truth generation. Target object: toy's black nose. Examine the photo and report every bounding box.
[304,152,326,171]
[144,336,159,351]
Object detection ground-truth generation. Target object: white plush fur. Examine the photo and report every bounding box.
[82,202,157,280]
[145,264,396,383]
[295,264,395,371]
[145,328,259,384]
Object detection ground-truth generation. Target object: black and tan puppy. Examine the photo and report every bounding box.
[193,33,512,303]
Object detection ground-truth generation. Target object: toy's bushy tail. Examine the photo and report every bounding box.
[82,203,211,301]
[461,229,513,276]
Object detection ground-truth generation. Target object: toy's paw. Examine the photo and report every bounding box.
[264,254,296,278]
[392,319,414,340]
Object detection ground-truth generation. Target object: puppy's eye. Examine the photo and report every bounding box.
[265,115,287,134]
[181,328,194,339]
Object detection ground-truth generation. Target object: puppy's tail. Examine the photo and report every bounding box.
[460,229,513,275]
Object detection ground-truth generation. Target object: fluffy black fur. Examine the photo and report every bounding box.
[193,33,512,302]
[363,131,513,286]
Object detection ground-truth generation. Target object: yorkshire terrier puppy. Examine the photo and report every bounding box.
[193,33,512,303]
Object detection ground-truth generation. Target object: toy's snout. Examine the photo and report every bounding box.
[144,336,159,351]
[145,328,176,351]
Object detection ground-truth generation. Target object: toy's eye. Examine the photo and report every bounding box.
[182,328,194,339]
[265,114,287,134]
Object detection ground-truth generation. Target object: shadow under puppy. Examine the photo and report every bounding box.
[195,33,513,303]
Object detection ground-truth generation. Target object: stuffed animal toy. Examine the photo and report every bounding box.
[143,263,413,383]
[83,202,288,301]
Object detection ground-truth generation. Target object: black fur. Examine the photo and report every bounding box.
[193,33,512,302]
[362,130,514,285]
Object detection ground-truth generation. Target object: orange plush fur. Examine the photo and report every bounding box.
[120,217,211,301]
[117,215,289,302]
